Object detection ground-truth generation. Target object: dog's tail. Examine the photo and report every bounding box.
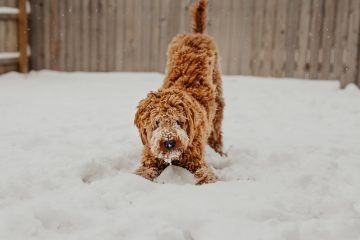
[191,0,208,34]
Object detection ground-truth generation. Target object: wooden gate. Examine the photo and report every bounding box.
[0,0,28,74]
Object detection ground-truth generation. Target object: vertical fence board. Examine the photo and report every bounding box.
[273,0,287,77]
[228,0,242,75]
[105,0,116,71]
[49,0,59,70]
[96,0,105,71]
[157,0,181,72]
[262,0,277,76]
[3,0,17,52]
[0,62,17,73]
[207,0,221,60]
[149,0,160,72]
[320,0,336,80]
[115,0,125,71]
[1,27,7,56]
[18,0,27,72]
[5,18,17,51]
[334,0,349,85]
[73,0,82,71]
[58,0,66,71]
[158,0,172,72]
[208,0,231,73]
[167,0,181,47]
[251,0,266,75]
[81,0,89,71]
[38,0,44,69]
[179,0,191,33]
[89,0,98,71]
[285,0,300,77]
[295,0,311,78]
[133,0,143,72]
[239,0,253,75]
[222,0,233,74]
[0,18,4,53]
[5,0,16,7]
[342,0,360,87]
[123,0,134,71]
[42,0,50,69]
[97,1,107,71]
[0,0,8,52]
[65,0,74,71]
[30,0,44,69]
[169,0,181,68]
[139,0,150,71]
[309,0,324,79]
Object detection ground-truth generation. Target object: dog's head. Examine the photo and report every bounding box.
[134,89,200,163]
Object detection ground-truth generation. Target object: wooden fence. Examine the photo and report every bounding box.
[27,0,360,87]
[0,0,18,73]
[0,0,28,74]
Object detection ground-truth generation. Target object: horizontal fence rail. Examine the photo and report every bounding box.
[29,0,360,88]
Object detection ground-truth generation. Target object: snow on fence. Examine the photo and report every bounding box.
[27,0,360,88]
[0,0,28,74]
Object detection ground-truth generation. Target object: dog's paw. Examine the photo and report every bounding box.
[196,174,218,185]
[218,150,228,157]
[134,166,160,181]
[194,167,218,185]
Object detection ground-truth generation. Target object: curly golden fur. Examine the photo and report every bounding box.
[134,0,225,184]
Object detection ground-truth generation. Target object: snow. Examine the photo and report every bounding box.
[0,49,31,61]
[0,7,18,14]
[0,1,31,15]
[0,52,19,60]
[0,71,359,240]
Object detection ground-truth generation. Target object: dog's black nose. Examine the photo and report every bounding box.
[164,140,176,150]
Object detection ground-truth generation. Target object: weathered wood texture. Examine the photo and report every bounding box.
[26,0,360,87]
[0,0,28,74]
[18,0,28,72]
[0,0,18,73]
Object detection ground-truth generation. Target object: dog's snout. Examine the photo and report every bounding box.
[164,140,176,150]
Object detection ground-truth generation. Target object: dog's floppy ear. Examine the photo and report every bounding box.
[181,95,201,144]
[185,107,195,143]
[134,112,147,145]
[134,92,156,145]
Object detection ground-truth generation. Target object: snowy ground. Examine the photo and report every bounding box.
[0,71,360,240]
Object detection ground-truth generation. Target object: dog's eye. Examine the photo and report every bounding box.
[155,120,160,127]
[176,120,183,127]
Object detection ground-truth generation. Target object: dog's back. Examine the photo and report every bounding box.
[162,0,220,115]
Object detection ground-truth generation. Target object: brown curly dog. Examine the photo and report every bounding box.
[134,0,225,185]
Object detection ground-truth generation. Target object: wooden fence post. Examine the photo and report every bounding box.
[18,0,28,73]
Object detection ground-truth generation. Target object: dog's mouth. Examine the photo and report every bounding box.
[158,148,183,164]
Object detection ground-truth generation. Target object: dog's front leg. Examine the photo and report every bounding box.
[182,155,218,185]
[135,150,167,181]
